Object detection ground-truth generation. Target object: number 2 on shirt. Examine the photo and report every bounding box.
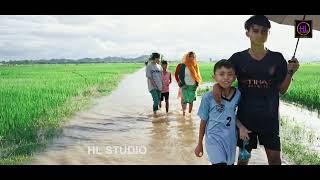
[226,117,231,127]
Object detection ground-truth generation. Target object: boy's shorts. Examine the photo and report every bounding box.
[237,130,281,152]
[160,92,169,101]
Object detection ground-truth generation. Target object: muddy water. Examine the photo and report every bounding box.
[30,68,209,165]
[30,68,317,165]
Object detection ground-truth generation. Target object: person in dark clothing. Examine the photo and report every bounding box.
[212,15,300,165]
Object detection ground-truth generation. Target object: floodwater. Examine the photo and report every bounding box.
[29,68,318,165]
[30,68,209,165]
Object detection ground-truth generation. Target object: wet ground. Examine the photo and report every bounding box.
[30,68,317,165]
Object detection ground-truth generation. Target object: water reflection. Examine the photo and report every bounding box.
[29,68,318,165]
[30,68,208,164]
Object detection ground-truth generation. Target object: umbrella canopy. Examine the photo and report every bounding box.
[265,15,320,58]
[265,15,320,31]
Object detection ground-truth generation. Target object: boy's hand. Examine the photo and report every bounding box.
[194,143,204,157]
[239,125,252,140]
[288,57,300,75]
[212,83,222,104]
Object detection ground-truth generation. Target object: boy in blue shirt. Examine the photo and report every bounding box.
[194,59,243,165]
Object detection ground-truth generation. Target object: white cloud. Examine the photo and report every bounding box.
[0,15,319,62]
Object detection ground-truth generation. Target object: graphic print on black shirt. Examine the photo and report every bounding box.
[229,49,288,134]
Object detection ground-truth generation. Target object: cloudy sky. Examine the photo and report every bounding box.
[0,15,319,62]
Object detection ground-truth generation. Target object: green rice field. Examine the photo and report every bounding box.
[0,63,142,164]
[1,62,319,164]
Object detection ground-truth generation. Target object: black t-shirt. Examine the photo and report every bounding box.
[229,49,288,134]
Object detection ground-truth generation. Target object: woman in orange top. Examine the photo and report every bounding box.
[177,51,202,115]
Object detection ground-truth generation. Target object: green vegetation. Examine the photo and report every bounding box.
[0,63,142,164]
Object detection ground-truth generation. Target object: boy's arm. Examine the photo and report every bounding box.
[236,118,251,140]
[197,120,206,144]
[279,74,293,94]
[169,73,172,84]
[279,58,300,94]
[212,83,223,104]
[195,95,210,157]
[195,120,206,157]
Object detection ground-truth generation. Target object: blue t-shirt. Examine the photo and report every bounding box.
[197,88,241,165]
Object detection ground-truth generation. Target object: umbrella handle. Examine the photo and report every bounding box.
[292,38,300,59]
[289,37,300,74]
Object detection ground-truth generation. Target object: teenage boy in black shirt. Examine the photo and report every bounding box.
[212,15,300,165]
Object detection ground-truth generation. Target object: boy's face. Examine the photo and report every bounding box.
[161,64,167,70]
[213,67,236,89]
[246,24,269,45]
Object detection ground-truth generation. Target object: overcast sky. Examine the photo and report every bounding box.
[0,15,319,62]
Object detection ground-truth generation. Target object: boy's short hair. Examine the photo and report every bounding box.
[161,60,168,65]
[245,15,271,31]
[213,59,235,74]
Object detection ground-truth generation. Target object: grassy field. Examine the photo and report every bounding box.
[280,118,320,165]
[279,64,320,164]
[0,63,142,164]
[281,63,320,111]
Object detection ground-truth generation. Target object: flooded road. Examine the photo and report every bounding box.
[29,68,319,165]
[30,68,209,164]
